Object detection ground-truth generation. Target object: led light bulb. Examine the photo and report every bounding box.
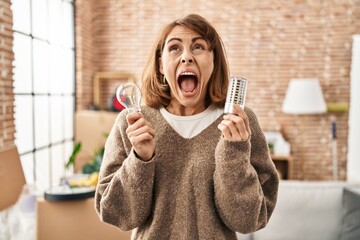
[116,82,142,113]
[224,76,248,114]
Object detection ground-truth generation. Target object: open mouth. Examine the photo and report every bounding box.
[178,72,198,94]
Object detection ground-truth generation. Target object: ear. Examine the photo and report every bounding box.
[159,58,164,74]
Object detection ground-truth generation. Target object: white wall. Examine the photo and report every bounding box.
[347,34,360,181]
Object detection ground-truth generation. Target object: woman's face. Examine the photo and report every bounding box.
[159,26,214,115]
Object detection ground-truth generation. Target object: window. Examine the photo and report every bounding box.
[12,0,75,190]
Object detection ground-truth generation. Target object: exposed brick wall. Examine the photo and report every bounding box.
[75,0,96,110]
[0,0,14,148]
[74,0,358,180]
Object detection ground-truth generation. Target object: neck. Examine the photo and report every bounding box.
[166,102,206,116]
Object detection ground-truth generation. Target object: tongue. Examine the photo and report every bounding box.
[180,78,196,93]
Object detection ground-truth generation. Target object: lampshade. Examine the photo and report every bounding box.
[282,78,327,114]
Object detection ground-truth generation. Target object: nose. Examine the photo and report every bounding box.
[181,51,193,63]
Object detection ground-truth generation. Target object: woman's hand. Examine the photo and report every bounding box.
[126,112,156,161]
[218,104,251,142]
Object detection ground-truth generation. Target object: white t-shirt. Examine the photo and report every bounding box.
[159,105,224,139]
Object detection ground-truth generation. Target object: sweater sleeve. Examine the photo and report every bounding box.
[94,111,156,231]
[213,107,279,234]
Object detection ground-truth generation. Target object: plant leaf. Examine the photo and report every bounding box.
[65,142,82,168]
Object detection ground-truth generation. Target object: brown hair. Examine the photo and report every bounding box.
[141,14,229,108]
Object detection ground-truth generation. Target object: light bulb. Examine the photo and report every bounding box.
[224,76,248,114]
[116,82,142,113]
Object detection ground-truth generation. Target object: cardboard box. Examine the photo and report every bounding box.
[38,111,131,240]
[0,145,26,210]
[36,197,132,240]
[75,110,118,172]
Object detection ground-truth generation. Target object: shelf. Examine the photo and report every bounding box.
[271,155,293,180]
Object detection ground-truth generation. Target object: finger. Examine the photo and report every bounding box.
[224,115,245,131]
[126,112,143,125]
[235,122,249,140]
[232,103,245,117]
[217,123,232,139]
[220,116,251,141]
[223,119,242,137]
[232,119,249,140]
[126,117,147,134]
[128,125,156,139]
[227,104,251,135]
[129,132,155,146]
[218,119,244,140]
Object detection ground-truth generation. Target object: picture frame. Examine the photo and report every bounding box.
[93,72,135,110]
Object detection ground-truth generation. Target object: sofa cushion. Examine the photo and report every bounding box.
[236,232,252,240]
[340,188,360,240]
[252,181,360,240]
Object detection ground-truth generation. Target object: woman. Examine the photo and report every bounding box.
[95,14,279,239]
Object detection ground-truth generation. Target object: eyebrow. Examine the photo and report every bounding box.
[166,37,206,44]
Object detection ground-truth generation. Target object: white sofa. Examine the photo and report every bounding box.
[237,180,360,240]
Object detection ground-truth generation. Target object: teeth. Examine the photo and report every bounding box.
[180,72,196,76]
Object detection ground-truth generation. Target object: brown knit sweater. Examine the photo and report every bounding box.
[95,105,279,240]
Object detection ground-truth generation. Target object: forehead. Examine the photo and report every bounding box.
[165,26,202,42]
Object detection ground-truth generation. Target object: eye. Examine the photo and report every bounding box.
[193,44,204,50]
[169,45,181,54]
[192,43,206,54]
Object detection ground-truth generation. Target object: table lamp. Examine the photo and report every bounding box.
[282,78,327,179]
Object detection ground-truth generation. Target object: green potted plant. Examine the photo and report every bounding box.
[65,142,82,170]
